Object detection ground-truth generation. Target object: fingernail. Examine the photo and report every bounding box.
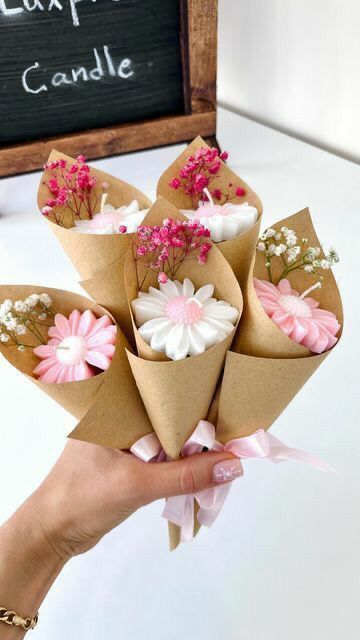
[212,459,243,483]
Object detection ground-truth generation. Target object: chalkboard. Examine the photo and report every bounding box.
[0,0,218,176]
[0,0,187,144]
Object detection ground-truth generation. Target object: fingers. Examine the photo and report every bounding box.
[131,451,243,505]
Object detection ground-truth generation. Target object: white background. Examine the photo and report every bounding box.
[0,107,359,639]
[218,0,360,163]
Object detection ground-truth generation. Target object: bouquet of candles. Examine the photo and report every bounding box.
[0,138,343,549]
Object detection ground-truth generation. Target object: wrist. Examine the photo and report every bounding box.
[0,494,67,637]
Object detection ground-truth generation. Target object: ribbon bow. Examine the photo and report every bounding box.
[131,421,335,544]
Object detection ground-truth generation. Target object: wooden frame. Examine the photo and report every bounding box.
[0,0,217,177]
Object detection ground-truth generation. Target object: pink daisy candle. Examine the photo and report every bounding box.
[254,278,340,354]
[33,309,116,383]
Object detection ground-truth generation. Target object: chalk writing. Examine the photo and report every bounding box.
[21,46,134,93]
[0,0,123,27]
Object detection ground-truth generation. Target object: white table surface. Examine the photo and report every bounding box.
[0,107,358,640]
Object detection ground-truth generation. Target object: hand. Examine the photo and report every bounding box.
[37,438,243,559]
[0,438,242,637]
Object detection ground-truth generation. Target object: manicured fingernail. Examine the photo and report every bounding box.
[213,459,243,483]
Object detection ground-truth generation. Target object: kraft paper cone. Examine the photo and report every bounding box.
[38,149,152,281]
[37,151,152,338]
[0,285,152,449]
[80,256,134,345]
[124,197,243,459]
[216,207,343,442]
[157,136,263,287]
[233,208,343,357]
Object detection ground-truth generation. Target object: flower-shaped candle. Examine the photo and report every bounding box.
[33,309,116,382]
[182,189,258,243]
[254,278,340,354]
[132,278,239,361]
[73,194,148,235]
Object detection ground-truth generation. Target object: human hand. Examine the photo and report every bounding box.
[36,438,243,559]
[0,437,242,637]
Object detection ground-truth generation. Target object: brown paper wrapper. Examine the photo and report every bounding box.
[124,197,243,459]
[216,207,343,442]
[157,136,263,288]
[0,285,153,449]
[37,150,152,337]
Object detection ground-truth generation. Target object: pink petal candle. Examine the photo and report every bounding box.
[33,309,116,383]
[254,278,340,354]
[182,189,257,242]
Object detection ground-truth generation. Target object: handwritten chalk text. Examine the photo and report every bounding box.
[21,46,134,94]
[0,0,122,27]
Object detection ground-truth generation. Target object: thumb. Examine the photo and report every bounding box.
[140,451,243,502]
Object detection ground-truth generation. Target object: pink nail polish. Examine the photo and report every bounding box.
[213,459,243,483]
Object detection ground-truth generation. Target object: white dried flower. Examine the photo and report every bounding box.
[267,243,276,256]
[328,247,339,264]
[260,233,267,241]
[39,293,52,308]
[304,264,314,273]
[25,294,40,308]
[320,259,330,270]
[5,317,17,332]
[14,300,29,313]
[274,243,287,256]
[15,324,27,336]
[0,333,10,343]
[38,312,47,321]
[286,246,301,264]
[266,228,276,238]
[284,233,297,248]
[257,241,266,252]
[275,232,282,241]
[306,246,321,261]
[0,299,13,319]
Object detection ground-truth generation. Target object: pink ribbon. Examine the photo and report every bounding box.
[131,421,335,544]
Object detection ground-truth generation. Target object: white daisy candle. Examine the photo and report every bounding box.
[73,194,148,235]
[182,189,257,243]
[132,278,239,361]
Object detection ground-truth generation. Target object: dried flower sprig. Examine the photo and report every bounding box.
[0,294,55,351]
[41,155,107,227]
[256,226,339,284]
[169,146,246,207]
[132,218,212,291]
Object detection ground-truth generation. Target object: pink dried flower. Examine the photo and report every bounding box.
[235,186,246,197]
[48,178,60,194]
[42,154,99,226]
[212,188,222,200]
[158,272,168,284]
[119,225,127,234]
[133,217,212,290]
[168,146,230,206]
[220,151,228,161]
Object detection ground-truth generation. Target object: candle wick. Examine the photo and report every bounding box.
[100,193,108,214]
[300,281,322,299]
[203,187,214,207]
[186,296,202,308]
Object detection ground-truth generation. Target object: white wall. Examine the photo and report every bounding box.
[217,0,360,163]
